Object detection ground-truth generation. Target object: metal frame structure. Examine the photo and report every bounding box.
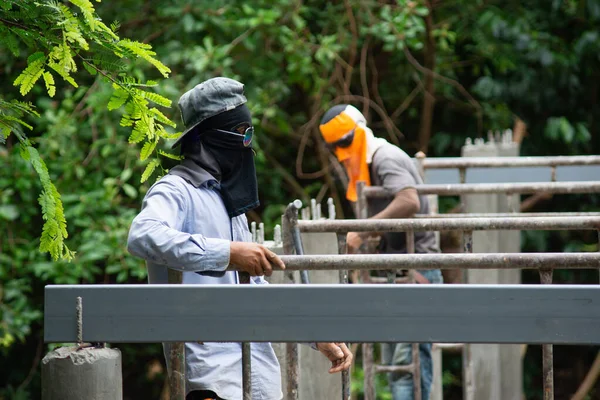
[295,215,600,400]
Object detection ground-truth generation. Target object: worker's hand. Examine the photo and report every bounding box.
[346,232,364,253]
[230,242,285,277]
[316,342,353,373]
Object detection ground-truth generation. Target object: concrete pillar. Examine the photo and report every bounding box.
[461,132,522,400]
[42,346,122,400]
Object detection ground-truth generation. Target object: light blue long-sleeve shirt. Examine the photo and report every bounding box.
[127,173,282,400]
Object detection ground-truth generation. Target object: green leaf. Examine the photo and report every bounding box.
[139,140,157,161]
[141,159,160,183]
[43,72,56,97]
[158,149,184,161]
[13,52,46,95]
[142,91,172,108]
[108,87,129,110]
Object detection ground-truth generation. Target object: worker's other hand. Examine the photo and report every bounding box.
[230,242,285,277]
[346,232,363,253]
[316,342,353,373]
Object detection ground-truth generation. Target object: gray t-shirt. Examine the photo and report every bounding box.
[368,143,439,254]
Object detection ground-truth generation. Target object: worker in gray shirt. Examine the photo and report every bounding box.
[128,78,352,400]
[318,104,442,400]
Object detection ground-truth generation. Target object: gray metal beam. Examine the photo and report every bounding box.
[45,284,600,344]
[420,156,600,168]
[365,181,600,197]
[297,216,600,233]
[414,212,600,218]
[265,253,600,271]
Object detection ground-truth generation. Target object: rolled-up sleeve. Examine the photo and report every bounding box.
[127,181,230,272]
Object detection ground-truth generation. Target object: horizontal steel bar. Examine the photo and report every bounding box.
[298,216,600,233]
[364,181,600,197]
[420,156,600,169]
[44,284,600,344]
[414,212,600,218]
[265,253,600,271]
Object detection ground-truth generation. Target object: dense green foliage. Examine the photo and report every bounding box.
[1,0,599,399]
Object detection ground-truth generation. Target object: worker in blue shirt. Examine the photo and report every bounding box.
[127,77,352,400]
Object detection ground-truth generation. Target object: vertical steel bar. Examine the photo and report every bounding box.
[406,229,421,400]
[462,231,474,400]
[540,269,554,400]
[242,341,252,400]
[356,181,368,219]
[337,233,351,400]
[415,151,426,180]
[363,343,375,400]
[239,271,252,400]
[459,168,466,212]
[598,230,600,285]
[282,205,299,400]
[168,269,185,400]
[358,180,374,400]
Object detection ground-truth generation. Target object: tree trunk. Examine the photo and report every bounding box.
[418,2,436,153]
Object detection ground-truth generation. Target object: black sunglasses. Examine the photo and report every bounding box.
[326,130,355,150]
[210,126,254,147]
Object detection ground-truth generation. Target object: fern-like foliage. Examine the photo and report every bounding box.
[0,0,179,261]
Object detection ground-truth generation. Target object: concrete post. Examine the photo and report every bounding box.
[42,346,122,400]
[461,131,522,400]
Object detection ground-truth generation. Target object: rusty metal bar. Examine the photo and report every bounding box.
[364,181,600,197]
[337,233,351,400]
[462,231,474,400]
[282,206,299,400]
[285,200,310,284]
[404,229,421,400]
[297,216,600,233]
[357,181,368,219]
[420,155,600,169]
[363,343,375,400]
[540,269,554,400]
[415,212,600,218]
[258,253,599,271]
[242,341,252,400]
[167,269,185,400]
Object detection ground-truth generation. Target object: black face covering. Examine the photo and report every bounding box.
[173,104,259,218]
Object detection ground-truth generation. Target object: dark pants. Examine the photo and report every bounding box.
[186,390,222,400]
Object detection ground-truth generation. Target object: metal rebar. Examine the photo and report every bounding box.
[420,155,600,169]
[286,343,299,400]
[285,200,310,284]
[167,269,185,400]
[412,342,422,400]
[363,343,375,400]
[463,231,473,254]
[259,252,600,271]
[76,296,82,347]
[282,204,299,400]
[298,216,600,233]
[337,233,351,400]
[415,212,600,218]
[357,181,368,219]
[242,342,252,400]
[415,151,426,180]
[462,231,474,400]
[540,269,554,400]
[364,181,600,197]
[328,198,336,220]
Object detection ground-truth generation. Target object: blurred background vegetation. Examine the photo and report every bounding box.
[1,0,599,399]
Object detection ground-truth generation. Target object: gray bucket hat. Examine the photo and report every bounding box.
[171,77,247,149]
